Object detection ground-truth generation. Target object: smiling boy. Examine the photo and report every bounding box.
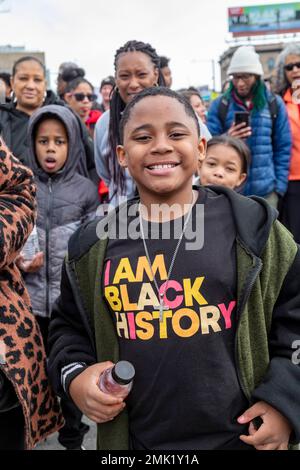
[49,88,300,451]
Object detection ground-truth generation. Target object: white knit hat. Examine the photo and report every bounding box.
[227,46,264,76]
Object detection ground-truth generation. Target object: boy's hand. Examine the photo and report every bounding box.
[228,122,252,139]
[238,401,292,450]
[69,362,126,424]
[17,251,44,273]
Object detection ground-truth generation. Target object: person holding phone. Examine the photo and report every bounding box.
[207,46,292,207]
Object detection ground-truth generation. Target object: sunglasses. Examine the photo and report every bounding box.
[284,62,300,72]
[232,74,254,82]
[72,92,97,102]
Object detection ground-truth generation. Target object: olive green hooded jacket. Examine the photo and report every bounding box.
[48,187,300,450]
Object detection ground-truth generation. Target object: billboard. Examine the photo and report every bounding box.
[228,2,300,36]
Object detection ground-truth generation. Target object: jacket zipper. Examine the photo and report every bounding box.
[234,247,263,402]
[46,177,53,317]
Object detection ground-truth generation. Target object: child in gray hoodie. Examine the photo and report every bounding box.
[18,104,99,449]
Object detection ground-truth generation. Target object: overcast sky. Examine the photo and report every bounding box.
[0,0,297,91]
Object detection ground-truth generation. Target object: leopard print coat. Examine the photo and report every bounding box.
[0,139,63,449]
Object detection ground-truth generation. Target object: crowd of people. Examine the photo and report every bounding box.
[0,39,300,451]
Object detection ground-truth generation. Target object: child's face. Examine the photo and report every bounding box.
[35,118,68,174]
[117,95,205,199]
[189,94,207,122]
[199,144,246,190]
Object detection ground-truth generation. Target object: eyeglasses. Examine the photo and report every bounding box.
[72,92,97,102]
[284,62,300,72]
[232,74,254,82]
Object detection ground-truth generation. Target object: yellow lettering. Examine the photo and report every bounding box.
[120,285,138,310]
[136,312,155,340]
[136,255,168,282]
[104,286,122,311]
[115,312,129,338]
[152,310,173,339]
[172,308,200,338]
[137,283,159,310]
[200,306,221,334]
[184,277,208,306]
[113,258,135,284]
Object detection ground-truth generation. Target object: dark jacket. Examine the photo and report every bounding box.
[24,105,99,318]
[207,86,292,197]
[48,187,300,449]
[0,90,97,182]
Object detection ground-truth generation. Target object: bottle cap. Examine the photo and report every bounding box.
[112,361,135,385]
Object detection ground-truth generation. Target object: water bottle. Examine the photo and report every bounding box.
[21,226,40,261]
[98,361,135,399]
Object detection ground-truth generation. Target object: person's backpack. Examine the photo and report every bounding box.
[218,93,278,134]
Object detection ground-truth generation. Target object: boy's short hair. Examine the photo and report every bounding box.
[206,135,251,175]
[33,112,69,141]
[119,86,200,144]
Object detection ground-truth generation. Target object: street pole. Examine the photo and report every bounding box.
[211,59,216,91]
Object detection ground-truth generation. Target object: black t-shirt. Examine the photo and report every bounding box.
[103,188,250,450]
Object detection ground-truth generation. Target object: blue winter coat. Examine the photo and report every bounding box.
[207,89,292,197]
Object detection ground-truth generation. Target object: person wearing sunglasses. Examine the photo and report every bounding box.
[275,43,300,243]
[64,77,102,137]
[207,45,292,208]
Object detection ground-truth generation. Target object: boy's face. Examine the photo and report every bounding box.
[199,144,246,190]
[117,95,205,199]
[35,118,68,174]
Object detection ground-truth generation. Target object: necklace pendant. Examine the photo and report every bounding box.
[153,296,169,321]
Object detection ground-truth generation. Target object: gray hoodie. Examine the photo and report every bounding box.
[25,105,99,318]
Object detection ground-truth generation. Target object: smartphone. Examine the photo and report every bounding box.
[234,111,250,127]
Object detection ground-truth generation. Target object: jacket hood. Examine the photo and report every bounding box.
[206,186,278,257]
[27,104,87,180]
